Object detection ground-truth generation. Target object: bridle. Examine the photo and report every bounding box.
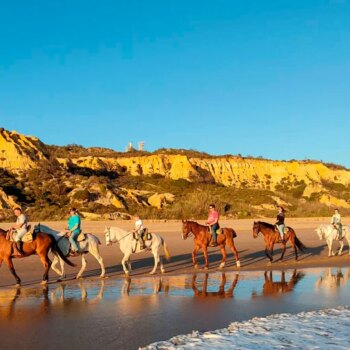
[105,227,132,245]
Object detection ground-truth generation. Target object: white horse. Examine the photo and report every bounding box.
[36,224,105,280]
[104,226,171,275]
[315,224,350,257]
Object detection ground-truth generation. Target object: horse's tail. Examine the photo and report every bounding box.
[294,233,306,252]
[48,234,76,267]
[161,237,171,261]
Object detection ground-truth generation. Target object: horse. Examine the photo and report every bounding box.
[104,226,171,275]
[181,220,240,270]
[315,224,350,257]
[252,221,306,263]
[0,227,75,286]
[36,224,105,280]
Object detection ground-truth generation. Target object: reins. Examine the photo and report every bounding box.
[107,228,132,244]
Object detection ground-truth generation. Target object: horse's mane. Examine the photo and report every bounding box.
[185,220,207,229]
[256,221,276,230]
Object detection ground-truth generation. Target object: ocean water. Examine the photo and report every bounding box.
[143,307,350,349]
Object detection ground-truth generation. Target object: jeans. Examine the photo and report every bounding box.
[69,231,80,252]
[277,224,285,239]
[211,223,220,242]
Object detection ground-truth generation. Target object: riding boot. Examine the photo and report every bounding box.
[15,241,24,256]
[140,238,146,250]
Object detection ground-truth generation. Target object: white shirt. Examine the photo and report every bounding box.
[331,213,341,225]
[134,219,144,232]
[16,214,28,233]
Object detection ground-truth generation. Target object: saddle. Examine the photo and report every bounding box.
[207,226,223,235]
[6,225,34,243]
[275,225,289,234]
[133,228,152,241]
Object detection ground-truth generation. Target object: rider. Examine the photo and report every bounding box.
[275,206,285,242]
[133,215,146,249]
[65,207,81,256]
[331,208,342,239]
[207,204,220,247]
[9,207,28,256]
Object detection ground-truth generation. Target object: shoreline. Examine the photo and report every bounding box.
[0,218,349,287]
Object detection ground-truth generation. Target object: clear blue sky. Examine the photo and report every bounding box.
[1,0,349,166]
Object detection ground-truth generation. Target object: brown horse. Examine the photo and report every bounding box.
[182,220,240,269]
[252,221,306,263]
[0,228,75,286]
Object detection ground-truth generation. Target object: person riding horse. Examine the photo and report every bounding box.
[8,207,28,256]
[65,208,81,256]
[133,215,146,249]
[207,204,220,247]
[331,208,342,239]
[275,206,286,242]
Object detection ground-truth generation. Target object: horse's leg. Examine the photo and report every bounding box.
[39,252,52,284]
[338,240,344,256]
[4,257,21,286]
[89,245,106,278]
[121,254,131,275]
[76,255,87,279]
[192,245,200,269]
[127,259,132,272]
[160,255,165,274]
[228,240,240,267]
[279,237,288,261]
[203,245,209,270]
[327,238,334,257]
[51,255,64,281]
[218,246,227,269]
[150,248,159,274]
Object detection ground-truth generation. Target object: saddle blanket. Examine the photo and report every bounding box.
[7,225,33,243]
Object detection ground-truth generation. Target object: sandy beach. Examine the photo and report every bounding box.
[1,217,349,287]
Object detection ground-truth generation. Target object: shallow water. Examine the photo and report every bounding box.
[0,267,349,350]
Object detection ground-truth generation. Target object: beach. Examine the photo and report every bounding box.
[0,218,349,286]
[1,218,350,349]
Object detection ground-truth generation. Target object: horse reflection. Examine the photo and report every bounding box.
[121,277,170,296]
[252,270,305,298]
[192,273,239,298]
[315,268,349,295]
[50,280,106,304]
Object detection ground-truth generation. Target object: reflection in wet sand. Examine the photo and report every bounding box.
[252,270,305,298]
[192,273,239,298]
[315,267,350,295]
[121,277,170,296]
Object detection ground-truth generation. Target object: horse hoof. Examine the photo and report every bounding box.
[41,280,48,285]
[100,275,107,279]
[194,264,199,270]
[56,278,62,283]
[267,261,272,266]
[15,283,21,287]
[203,267,209,271]
[161,269,165,274]
[236,261,241,268]
[149,271,156,275]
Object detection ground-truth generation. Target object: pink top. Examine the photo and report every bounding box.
[207,210,219,225]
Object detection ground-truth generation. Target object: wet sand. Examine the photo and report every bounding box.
[0,268,349,349]
[0,218,350,286]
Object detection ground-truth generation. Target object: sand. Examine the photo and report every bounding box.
[1,217,350,287]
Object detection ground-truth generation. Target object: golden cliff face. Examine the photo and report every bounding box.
[0,128,48,170]
[59,155,350,190]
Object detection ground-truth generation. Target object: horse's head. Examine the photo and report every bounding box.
[104,227,112,246]
[182,220,192,240]
[252,221,260,238]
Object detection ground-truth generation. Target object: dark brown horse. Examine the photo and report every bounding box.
[0,228,75,286]
[182,220,240,269]
[252,221,306,263]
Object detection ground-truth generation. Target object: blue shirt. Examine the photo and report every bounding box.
[68,214,81,234]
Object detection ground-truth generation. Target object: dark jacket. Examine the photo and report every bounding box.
[276,212,285,226]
